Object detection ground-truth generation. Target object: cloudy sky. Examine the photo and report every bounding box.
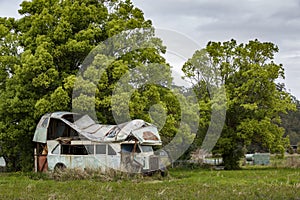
[1,0,300,98]
[131,0,300,98]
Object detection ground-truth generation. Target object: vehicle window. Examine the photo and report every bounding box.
[108,145,116,155]
[121,144,141,153]
[41,118,49,128]
[141,146,153,152]
[47,119,80,140]
[52,145,59,154]
[96,144,106,154]
[61,145,88,155]
[85,145,94,155]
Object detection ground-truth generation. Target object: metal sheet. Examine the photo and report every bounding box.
[32,127,47,143]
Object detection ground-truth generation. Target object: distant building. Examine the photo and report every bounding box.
[245,153,270,165]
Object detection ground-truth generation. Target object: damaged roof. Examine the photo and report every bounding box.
[33,112,162,145]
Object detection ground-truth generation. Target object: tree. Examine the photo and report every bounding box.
[0,0,164,171]
[71,28,198,163]
[280,94,300,145]
[0,0,197,171]
[183,39,295,169]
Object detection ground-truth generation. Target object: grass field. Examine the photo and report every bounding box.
[0,167,300,200]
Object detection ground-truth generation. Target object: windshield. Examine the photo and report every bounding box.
[141,146,153,152]
[121,144,141,153]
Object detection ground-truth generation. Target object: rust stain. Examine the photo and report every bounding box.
[143,131,158,141]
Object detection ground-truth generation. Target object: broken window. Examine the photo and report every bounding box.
[47,119,79,140]
[108,145,116,155]
[140,146,153,153]
[41,118,49,128]
[121,144,141,153]
[85,145,94,154]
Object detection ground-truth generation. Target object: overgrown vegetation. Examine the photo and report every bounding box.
[0,0,297,172]
[281,97,300,145]
[0,0,196,172]
[54,168,169,182]
[183,40,295,169]
[269,154,300,169]
[0,166,299,199]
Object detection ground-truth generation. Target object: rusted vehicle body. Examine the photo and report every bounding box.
[33,112,165,173]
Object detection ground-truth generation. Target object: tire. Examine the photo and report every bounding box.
[54,163,66,172]
[160,169,168,177]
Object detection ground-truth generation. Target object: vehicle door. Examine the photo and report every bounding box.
[95,144,107,170]
[106,144,120,171]
[33,114,51,172]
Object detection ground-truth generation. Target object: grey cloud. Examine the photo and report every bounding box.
[132,0,300,98]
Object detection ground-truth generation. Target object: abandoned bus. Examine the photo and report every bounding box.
[33,112,166,173]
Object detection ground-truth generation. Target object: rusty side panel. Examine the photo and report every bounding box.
[131,126,161,145]
[38,155,48,172]
[35,143,48,172]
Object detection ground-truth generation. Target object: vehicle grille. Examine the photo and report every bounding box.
[149,156,159,171]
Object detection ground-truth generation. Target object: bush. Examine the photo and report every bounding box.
[172,160,212,170]
[287,146,294,154]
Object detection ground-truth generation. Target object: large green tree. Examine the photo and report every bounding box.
[183,39,295,169]
[0,0,197,171]
[0,0,164,171]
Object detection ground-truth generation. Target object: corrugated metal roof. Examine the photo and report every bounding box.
[33,112,162,145]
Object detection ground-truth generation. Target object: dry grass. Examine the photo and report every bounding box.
[268,154,300,169]
[50,168,166,182]
[285,156,300,168]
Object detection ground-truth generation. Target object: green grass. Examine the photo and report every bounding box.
[0,167,300,199]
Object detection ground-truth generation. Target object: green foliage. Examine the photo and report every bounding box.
[0,0,179,172]
[280,96,300,145]
[183,39,296,169]
[0,0,197,171]
[2,0,296,173]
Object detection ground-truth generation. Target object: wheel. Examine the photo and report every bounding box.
[160,169,168,177]
[54,163,66,172]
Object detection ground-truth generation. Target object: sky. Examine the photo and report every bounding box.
[130,0,300,98]
[1,0,300,98]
